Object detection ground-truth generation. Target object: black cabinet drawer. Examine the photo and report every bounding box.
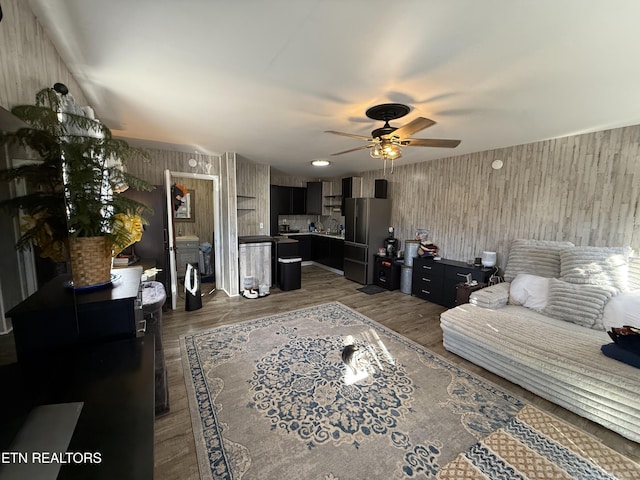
[413,258,445,277]
[412,277,443,301]
[444,265,486,284]
[411,261,443,302]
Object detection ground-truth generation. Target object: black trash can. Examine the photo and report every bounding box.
[141,281,169,415]
[278,256,302,291]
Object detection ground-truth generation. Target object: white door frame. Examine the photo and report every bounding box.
[164,169,222,310]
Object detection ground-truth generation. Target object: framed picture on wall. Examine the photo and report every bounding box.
[175,191,195,222]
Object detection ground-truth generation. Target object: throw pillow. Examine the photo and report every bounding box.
[601,343,640,369]
[542,278,618,330]
[560,246,632,292]
[602,291,640,331]
[504,239,575,282]
[469,282,510,309]
[508,274,549,311]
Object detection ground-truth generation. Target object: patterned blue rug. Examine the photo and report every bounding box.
[181,302,528,479]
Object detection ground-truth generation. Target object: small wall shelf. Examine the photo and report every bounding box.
[237,195,257,211]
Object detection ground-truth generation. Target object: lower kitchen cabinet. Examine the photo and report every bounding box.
[288,234,311,261]
[310,235,344,270]
[411,257,491,308]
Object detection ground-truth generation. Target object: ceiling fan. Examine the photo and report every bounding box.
[326,103,461,172]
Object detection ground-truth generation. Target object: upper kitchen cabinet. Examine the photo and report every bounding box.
[341,176,362,214]
[306,182,322,215]
[270,185,307,217]
[289,186,306,214]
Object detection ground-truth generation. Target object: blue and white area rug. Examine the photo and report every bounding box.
[181,302,638,479]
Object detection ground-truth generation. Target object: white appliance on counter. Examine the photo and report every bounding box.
[238,239,272,290]
[343,198,391,284]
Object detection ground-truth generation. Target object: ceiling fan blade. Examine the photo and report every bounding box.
[325,130,371,141]
[404,138,461,148]
[330,145,372,156]
[386,117,436,139]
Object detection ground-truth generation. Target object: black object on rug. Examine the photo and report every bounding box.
[356,284,387,295]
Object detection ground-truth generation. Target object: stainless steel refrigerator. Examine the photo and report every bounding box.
[343,197,391,284]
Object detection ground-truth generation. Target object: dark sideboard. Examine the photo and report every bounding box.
[411,257,493,308]
[5,266,144,364]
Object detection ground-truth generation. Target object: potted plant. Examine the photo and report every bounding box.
[0,84,152,287]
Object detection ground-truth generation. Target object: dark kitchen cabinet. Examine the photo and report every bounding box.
[311,235,330,264]
[341,176,362,214]
[289,234,311,261]
[311,235,344,270]
[329,237,344,270]
[306,181,322,214]
[290,186,306,214]
[270,185,290,235]
[270,185,306,220]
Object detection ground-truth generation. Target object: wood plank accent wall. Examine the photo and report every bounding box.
[125,148,221,185]
[0,0,88,110]
[236,156,269,236]
[220,153,239,296]
[356,125,640,269]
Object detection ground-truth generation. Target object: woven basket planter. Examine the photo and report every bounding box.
[69,236,112,287]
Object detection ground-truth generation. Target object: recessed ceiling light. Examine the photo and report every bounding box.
[311,159,331,167]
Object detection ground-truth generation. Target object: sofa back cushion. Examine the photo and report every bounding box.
[628,256,640,291]
[543,278,618,330]
[560,246,632,292]
[504,239,575,282]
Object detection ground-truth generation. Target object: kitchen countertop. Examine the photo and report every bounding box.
[280,232,345,240]
[237,235,300,244]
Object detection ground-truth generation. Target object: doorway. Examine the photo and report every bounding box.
[164,170,222,310]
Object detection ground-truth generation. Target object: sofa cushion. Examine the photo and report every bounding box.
[560,246,632,291]
[602,291,640,330]
[440,304,640,442]
[504,239,575,282]
[509,274,549,311]
[542,278,617,330]
[469,282,510,309]
[627,256,640,290]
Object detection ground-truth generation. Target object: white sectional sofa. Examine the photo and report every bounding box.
[440,239,640,442]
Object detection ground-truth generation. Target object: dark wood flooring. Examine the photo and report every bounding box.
[1,265,638,479]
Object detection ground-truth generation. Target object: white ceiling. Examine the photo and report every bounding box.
[28,0,640,177]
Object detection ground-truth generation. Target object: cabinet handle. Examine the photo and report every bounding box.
[421,277,431,282]
[137,319,147,334]
[422,265,432,270]
[421,289,431,294]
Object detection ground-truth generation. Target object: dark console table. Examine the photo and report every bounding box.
[0,337,154,479]
[5,267,144,364]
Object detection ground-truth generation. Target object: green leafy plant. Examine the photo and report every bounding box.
[0,85,152,262]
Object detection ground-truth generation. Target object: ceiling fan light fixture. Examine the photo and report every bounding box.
[371,139,402,160]
[311,159,331,167]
